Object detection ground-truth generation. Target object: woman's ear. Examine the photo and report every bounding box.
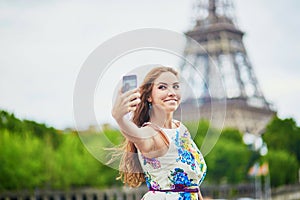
[147,97,152,103]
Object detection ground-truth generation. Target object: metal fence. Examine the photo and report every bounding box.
[2,183,299,200]
[0,187,148,200]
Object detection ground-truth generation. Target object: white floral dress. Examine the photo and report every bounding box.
[137,120,207,200]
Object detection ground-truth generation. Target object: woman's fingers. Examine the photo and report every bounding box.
[112,87,141,117]
[129,92,141,101]
[112,87,139,114]
[129,98,141,107]
[122,88,140,103]
[125,95,141,111]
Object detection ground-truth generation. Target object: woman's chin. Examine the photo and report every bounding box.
[166,105,178,113]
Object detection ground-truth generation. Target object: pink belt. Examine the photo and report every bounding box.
[149,184,199,193]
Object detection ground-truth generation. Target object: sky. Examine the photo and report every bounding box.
[1,0,300,130]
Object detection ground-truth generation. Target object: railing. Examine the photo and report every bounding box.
[0,187,148,200]
[3,183,299,200]
[201,183,255,199]
[271,184,300,200]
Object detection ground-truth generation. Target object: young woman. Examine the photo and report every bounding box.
[112,66,207,200]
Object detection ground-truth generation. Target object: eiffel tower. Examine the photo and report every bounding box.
[175,0,275,134]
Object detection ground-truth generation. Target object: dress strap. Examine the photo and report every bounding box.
[142,122,170,146]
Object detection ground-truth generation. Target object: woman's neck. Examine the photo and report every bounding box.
[150,111,174,129]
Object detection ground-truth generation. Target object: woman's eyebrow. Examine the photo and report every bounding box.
[155,82,167,86]
[156,82,180,85]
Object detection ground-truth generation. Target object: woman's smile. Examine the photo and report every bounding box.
[163,98,178,102]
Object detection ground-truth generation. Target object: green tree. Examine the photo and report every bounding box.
[0,110,60,147]
[47,133,118,189]
[220,128,243,143]
[205,137,250,184]
[262,116,300,186]
[0,130,48,190]
[0,109,119,191]
[264,149,298,187]
[186,120,251,184]
[263,116,300,162]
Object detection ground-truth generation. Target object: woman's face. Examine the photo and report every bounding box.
[148,71,181,113]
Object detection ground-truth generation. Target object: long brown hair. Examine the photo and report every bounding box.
[117,66,179,187]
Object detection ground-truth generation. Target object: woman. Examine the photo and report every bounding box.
[112,66,207,200]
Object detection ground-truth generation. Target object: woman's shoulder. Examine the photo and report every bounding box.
[173,119,187,130]
[142,121,162,132]
[172,119,180,127]
[173,120,193,137]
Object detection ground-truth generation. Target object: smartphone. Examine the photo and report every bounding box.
[122,74,137,93]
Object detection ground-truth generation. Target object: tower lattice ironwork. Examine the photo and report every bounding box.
[175,0,275,134]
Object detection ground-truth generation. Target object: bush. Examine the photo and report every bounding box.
[264,149,298,187]
[0,129,119,191]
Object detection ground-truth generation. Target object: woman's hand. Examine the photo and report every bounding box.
[111,88,141,121]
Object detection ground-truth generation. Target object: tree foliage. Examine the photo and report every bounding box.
[262,116,300,186]
[0,110,60,146]
[186,120,251,185]
[1,109,299,190]
[263,149,298,187]
[263,116,300,162]
[0,110,120,191]
[186,117,300,187]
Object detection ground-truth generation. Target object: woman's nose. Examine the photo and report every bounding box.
[167,88,176,96]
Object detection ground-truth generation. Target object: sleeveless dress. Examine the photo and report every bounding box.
[137,120,207,200]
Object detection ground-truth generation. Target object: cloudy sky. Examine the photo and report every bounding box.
[1,0,300,129]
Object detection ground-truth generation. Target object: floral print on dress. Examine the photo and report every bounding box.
[169,168,197,187]
[144,171,161,190]
[142,154,161,169]
[174,129,197,170]
[137,121,207,200]
[168,168,198,200]
[173,128,207,185]
[179,192,198,200]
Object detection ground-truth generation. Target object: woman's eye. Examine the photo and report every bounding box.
[158,85,167,90]
[173,85,180,89]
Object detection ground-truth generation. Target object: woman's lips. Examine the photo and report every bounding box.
[164,99,178,102]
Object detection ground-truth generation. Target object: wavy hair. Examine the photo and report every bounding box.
[117,66,179,187]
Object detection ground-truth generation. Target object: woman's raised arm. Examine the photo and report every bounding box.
[111,88,166,156]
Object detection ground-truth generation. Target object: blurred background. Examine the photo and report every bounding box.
[1,0,300,199]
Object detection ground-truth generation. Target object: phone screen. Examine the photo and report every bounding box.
[122,75,137,93]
